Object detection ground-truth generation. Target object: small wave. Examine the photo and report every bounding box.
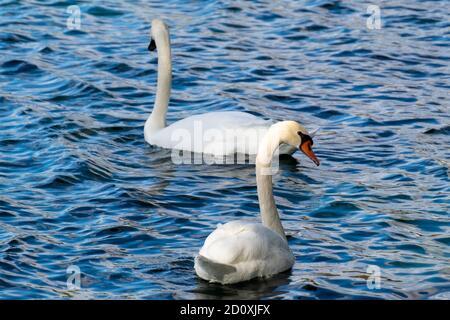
[1,32,34,44]
[311,201,361,219]
[95,226,139,237]
[86,5,124,17]
[318,1,356,14]
[424,126,450,135]
[0,60,39,75]
[38,46,54,54]
[36,174,80,189]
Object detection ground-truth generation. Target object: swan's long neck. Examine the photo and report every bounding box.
[256,127,287,241]
[145,31,172,138]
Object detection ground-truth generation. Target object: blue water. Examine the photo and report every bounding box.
[1,0,449,299]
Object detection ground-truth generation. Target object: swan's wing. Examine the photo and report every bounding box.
[195,255,237,283]
[162,111,270,132]
[199,221,289,266]
[149,112,272,155]
[196,221,295,284]
[184,111,270,131]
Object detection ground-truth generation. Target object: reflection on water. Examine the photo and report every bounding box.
[193,271,293,300]
[0,0,449,299]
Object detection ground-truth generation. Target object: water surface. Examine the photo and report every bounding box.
[0,0,449,299]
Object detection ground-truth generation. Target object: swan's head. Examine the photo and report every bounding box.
[148,19,169,51]
[275,121,320,166]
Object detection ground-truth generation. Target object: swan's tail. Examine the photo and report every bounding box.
[194,255,236,283]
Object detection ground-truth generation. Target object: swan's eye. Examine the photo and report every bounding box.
[297,131,313,146]
[148,39,156,51]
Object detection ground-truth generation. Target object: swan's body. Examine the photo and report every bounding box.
[144,19,296,156]
[195,121,320,284]
[148,111,296,156]
[195,221,294,284]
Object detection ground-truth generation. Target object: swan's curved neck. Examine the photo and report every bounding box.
[256,127,287,241]
[145,31,172,137]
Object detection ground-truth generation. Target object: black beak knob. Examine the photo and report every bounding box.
[148,39,156,51]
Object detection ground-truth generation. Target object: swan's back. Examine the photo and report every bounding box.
[146,111,274,156]
[195,221,295,284]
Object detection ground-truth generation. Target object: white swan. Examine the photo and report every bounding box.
[194,120,320,284]
[144,19,317,156]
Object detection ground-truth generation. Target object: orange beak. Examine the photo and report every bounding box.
[300,140,320,166]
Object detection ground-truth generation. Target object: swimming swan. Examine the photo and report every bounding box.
[194,120,320,284]
[144,19,317,156]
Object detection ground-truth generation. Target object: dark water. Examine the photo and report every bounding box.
[1,0,449,299]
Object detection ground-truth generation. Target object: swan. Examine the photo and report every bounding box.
[144,19,317,156]
[194,120,320,284]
